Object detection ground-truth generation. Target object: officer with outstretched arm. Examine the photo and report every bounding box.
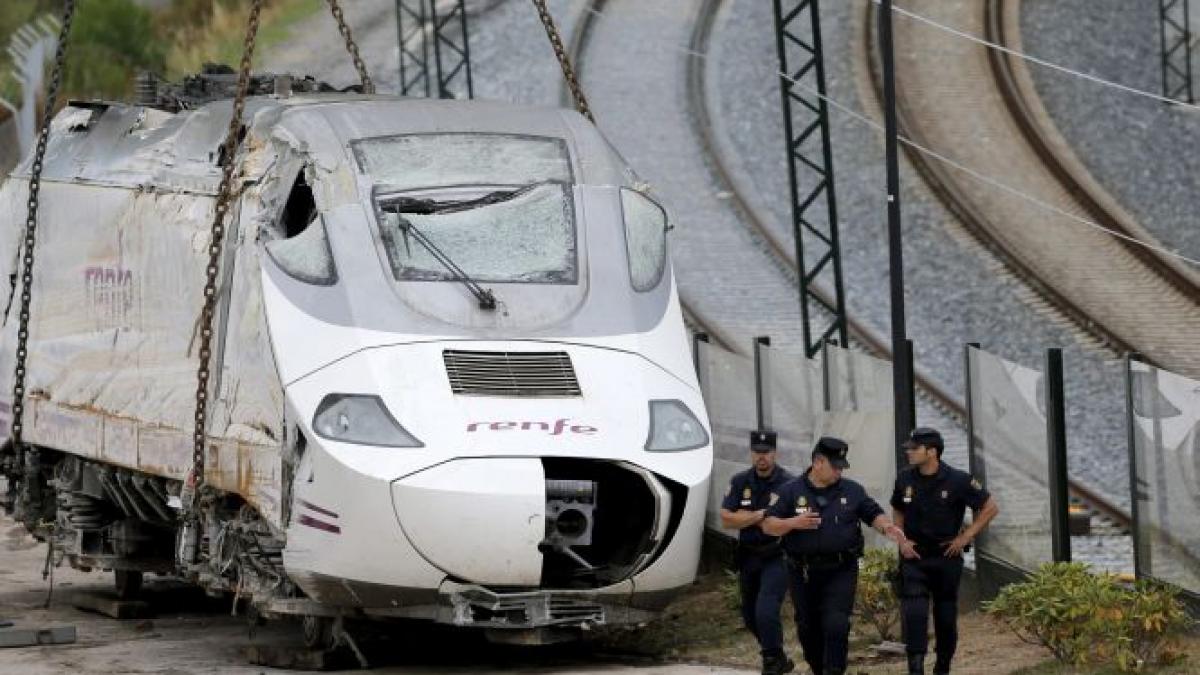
[763,437,917,675]
[891,427,999,674]
[720,431,795,675]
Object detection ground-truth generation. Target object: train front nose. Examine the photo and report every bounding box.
[391,456,678,589]
[391,458,547,585]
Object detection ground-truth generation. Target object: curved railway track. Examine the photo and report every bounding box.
[566,0,1144,533]
[874,1,1200,380]
[687,0,1134,531]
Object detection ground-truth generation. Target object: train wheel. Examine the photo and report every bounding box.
[114,570,143,600]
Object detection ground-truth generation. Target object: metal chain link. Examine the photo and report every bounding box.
[326,0,375,94]
[190,0,265,514]
[10,0,76,456]
[531,0,594,123]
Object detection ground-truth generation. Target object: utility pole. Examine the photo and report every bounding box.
[878,0,913,463]
[1159,0,1195,104]
[772,0,848,358]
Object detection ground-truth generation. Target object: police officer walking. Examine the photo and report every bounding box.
[890,427,999,675]
[764,437,916,675]
[720,431,795,675]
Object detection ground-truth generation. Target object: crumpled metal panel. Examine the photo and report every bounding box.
[0,108,285,525]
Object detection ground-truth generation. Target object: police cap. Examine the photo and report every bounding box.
[902,427,944,453]
[812,436,850,468]
[749,430,777,452]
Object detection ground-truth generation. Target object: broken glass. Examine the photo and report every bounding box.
[353,134,572,192]
[621,189,667,292]
[378,182,577,284]
[265,218,337,285]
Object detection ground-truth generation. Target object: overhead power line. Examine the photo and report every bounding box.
[580,3,1200,269]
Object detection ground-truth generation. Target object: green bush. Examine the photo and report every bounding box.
[985,562,1192,672]
[855,548,901,642]
[65,0,165,100]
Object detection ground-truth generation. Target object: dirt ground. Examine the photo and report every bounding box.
[595,570,1200,675]
[2,514,1196,674]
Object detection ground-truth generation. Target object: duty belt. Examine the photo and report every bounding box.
[785,550,860,580]
[911,541,968,558]
[737,540,782,557]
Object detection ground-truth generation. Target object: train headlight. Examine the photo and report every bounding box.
[644,400,709,452]
[312,394,424,447]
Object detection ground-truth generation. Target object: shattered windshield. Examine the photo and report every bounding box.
[353,133,572,191]
[377,182,578,284]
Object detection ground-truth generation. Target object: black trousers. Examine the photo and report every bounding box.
[738,552,789,656]
[786,558,858,675]
[900,555,964,672]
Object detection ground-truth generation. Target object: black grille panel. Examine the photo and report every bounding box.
[443,350,582,397]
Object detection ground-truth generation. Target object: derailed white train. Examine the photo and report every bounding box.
[0,86,712,640]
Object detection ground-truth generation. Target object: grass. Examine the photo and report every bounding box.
[164,0,324,80]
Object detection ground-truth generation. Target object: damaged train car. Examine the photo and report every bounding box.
[0,78,712,643]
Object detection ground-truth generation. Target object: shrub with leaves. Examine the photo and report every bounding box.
[985,562,1193,672]
[1098,579,1192,671]
[855,548,900,642]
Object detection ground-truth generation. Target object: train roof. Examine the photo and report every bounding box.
[13,94,628,195]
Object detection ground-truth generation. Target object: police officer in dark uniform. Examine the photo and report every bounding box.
[764,437,916,675]
[890,427,999,675]
[720,431,795,675]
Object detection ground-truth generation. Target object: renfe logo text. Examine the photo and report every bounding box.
[467,419,597,435]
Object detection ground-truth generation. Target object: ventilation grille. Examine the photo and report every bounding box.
[443,350,581,397]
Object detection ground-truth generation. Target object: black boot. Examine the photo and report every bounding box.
[761,653,795,675]
[907,652,926,675]
[933,653,952,674]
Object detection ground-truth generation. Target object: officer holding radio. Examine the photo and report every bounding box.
[764,437,916,675]
[720,430,795,675]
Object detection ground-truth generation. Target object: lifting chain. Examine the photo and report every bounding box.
[326,0,375,94]
[189,0,265,518]
[531,0,594,123]
[10,0,76,460]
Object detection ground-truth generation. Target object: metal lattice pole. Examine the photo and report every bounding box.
[431,0,473,99]
[396,0,472,99]
[772,0,848,359]
[396,0,432,96]
[1159,0,1195,104]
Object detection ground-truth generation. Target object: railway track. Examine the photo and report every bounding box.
[876,1,1200,380]
[566,0,1148,538]
[685,0,1134,533]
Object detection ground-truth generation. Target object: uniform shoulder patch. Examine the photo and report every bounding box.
[970,477,982,490]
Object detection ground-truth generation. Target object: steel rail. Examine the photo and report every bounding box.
[859,1,1144,528]
[687,0,1133,530]
[984,0,1200,303]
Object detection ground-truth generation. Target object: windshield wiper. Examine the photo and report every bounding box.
[380,182,543,216]
[378,204,496,311]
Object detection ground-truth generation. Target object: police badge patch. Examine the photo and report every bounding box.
[769,493,779,506]
[971,477,983,490]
